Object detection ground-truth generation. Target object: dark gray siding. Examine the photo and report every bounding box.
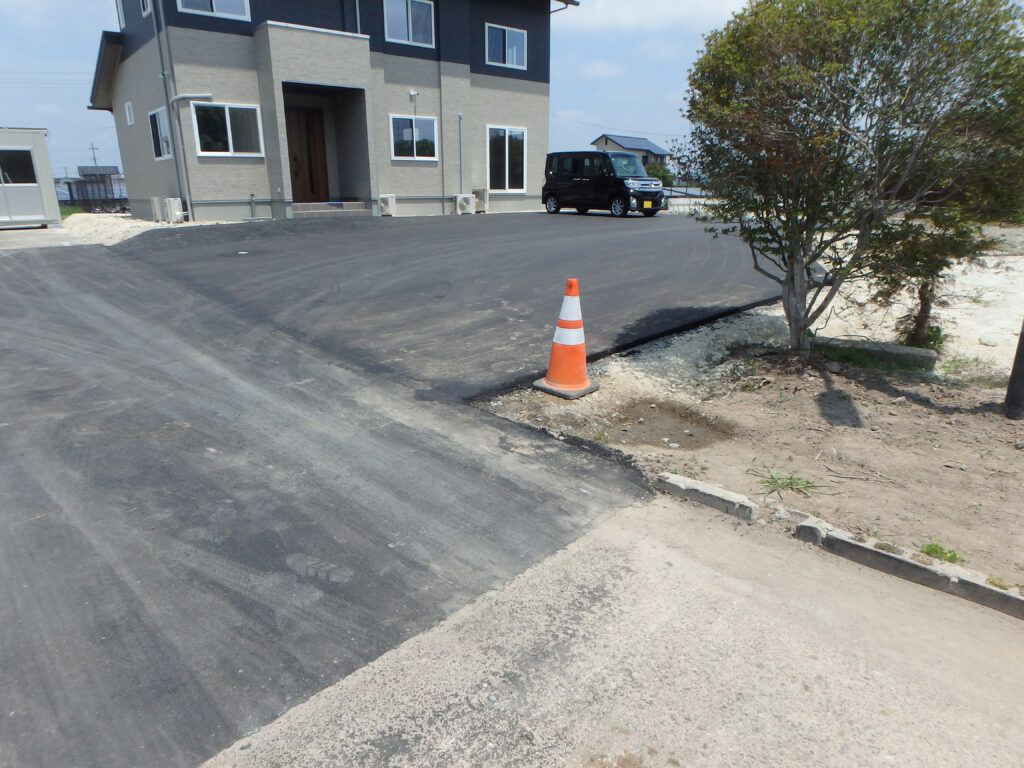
[469,0,550,83]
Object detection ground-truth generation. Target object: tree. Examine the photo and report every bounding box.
[683,0,1024,355]
[644,161,675,187]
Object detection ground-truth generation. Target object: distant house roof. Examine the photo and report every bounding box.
[79,165,120,177]
[592,134,669,156]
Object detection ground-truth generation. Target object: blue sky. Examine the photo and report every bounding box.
[0,0,746,176]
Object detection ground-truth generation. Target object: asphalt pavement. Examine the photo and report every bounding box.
[0,213,776,768]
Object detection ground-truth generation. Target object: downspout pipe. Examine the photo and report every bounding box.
[148,0,184,215]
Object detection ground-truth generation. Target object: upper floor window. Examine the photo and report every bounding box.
[177,0,251,21]
[141,0,151,17]
[115,0,125,28]
[192,103,264,157]
[486,24,526,70]
[384,0,434,48]
[390,115,437,160]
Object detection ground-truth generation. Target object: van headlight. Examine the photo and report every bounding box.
[624,179,641,189]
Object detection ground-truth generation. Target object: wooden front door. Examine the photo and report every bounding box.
[285,107,329,203]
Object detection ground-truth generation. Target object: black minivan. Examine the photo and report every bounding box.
[542,151,664,217]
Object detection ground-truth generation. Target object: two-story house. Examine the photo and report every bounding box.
[89,1,578,221]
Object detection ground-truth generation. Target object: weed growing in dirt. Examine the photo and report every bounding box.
[874,541,901,555]
[747,459,827,500]
[987,576,1011,590]
[897,324,948,351]
[921,542,965,564]
[592,430,609,444]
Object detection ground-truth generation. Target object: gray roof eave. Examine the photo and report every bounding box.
[89,31,124,112]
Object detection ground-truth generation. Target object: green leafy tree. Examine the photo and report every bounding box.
[683,0,1024,355]
[644,161,675,187]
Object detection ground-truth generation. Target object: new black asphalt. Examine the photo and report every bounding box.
[0,213,777,768]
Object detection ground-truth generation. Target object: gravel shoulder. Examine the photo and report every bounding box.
[483,235,1024,591]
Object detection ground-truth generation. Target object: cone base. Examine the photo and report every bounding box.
[533,378,600,400]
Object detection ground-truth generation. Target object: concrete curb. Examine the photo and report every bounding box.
[654,474,759,521]
[813,336,938,370]
[654,473,1023,621]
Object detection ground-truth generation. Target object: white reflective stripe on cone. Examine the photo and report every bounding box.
[558,295,583,322]
[553,326,586,346]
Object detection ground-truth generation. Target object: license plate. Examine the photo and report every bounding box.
[643,200,652,209]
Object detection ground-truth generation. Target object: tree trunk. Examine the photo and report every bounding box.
[782,254,811,357]
[906,278,936,348]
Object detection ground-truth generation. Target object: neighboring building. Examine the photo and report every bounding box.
[590,134,668,168]
[0,128,62,228]
[62,166,129,212]
[89,0,579,221]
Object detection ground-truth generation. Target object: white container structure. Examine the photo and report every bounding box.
[0,128,62,228]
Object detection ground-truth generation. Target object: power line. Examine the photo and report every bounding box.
[551,112,687,139]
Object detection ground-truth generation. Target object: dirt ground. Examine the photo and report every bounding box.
[482,235,1024,593]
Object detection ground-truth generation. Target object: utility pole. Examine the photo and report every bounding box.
[1006,317,1024,420]
[89,143,99,167]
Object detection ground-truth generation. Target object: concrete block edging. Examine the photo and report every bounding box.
[655,473,1024,621]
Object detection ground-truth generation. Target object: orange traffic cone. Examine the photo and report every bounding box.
[534,278,599,399]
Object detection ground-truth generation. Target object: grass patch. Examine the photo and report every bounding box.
[747,459,827,500]
[874,541,901,555]
[987,576,1011,590]
[59,205,86,219]
[592,430,609,444]
[921,542,965,564]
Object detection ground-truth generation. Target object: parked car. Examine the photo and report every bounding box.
[542,151,664,217]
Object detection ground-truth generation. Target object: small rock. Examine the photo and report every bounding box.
[870,426,879,432]
[637,417,645,424]
[668,442,680,448]
[488,694,497,703]
[891,396,907,405]
[1015,441,1023,450]
[649,403,657,409]
[888,411,898,416]
[825,362,841,374]
[978,338,998,347]
[661,437,670,442]
[683,429,692,436]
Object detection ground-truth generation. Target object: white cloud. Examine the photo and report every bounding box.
[555,0,749,32]
[582,59,626,79]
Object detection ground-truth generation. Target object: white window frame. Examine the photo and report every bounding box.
[125,101,135,126]
[485,23,527,70]
[148,107,173,161]
[191,102,265,157]
[176,0,252,22]
[389,114,438,161]
[383,0,435,49]
[141,0,151,17]
[0,148,40,187]
[115,0,125,28]
[486,125,527,194]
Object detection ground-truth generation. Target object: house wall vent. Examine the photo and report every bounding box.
[454,194,474,214]
[379,194,396,216]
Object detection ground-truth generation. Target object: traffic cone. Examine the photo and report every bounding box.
[534,278,599,399]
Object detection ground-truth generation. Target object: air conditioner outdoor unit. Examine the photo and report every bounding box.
[150,197,166,222]
[454,193,474,215]
[379,194,396,216]
[473,188,489,213]
[163,197,184,223]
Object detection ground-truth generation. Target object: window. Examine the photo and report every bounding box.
[193,103,264,156]
[115,0,125,28]
[389,115,437,160]
[384,0,434,48]
[488,126,525,192]
[0,151,37,185]
[177,0,251,21]
[148,107,173,160]
[485,24,526,69]
[125,101,135,126]
[141,0,151,17]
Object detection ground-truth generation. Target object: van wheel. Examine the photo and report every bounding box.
[575,207,589,214]
[610,197,629,217]
[544,194,561,214]
[642,210,658,217]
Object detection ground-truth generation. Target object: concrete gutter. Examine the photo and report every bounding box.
[656,473,1024,621]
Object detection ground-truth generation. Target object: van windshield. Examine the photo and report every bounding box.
[610,154,646,178]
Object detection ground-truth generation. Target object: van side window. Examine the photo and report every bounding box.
[556,155,577,174]
[580,156,604,178]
